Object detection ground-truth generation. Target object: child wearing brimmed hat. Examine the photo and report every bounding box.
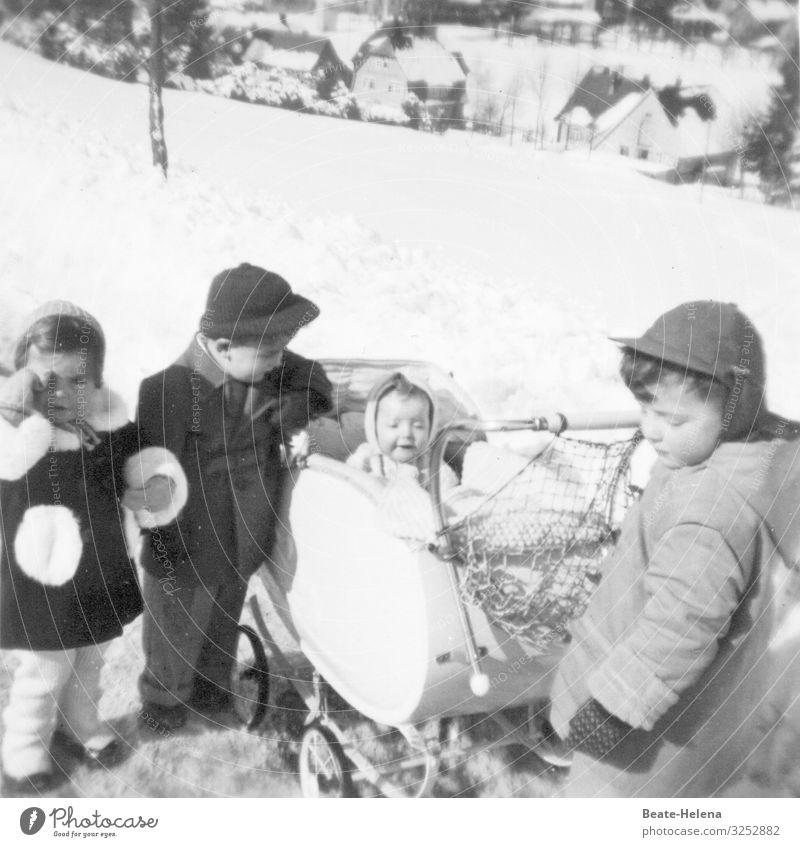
[0,301,186,796]
[549,300,800,797]
[135,264,332,730]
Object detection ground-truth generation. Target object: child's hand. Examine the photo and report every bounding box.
[0,368,45,419]
[122,474,175,513]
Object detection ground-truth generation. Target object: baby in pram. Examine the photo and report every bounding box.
[347,371,459,541]
[347,372,456,487]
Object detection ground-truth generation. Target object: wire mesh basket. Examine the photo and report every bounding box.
[449,432,642,652]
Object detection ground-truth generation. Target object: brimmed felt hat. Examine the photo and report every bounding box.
[611,301,765,391]
[612,301,768,439]
[200,263,319,341]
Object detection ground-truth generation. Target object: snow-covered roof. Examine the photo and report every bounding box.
[748,33,785,50]
[524,8,601,25]
[536,0,593,8]
[362,35,395,60]
[394,40,467,87]
[592,91,648,135]
[557,67,649,122]
[670,2,727,28]
[243,39,319,73]
[356,33,467,87]
[746,0,796,25]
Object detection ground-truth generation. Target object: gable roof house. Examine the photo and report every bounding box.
[722,0,797,44]
[242,29,352,98]
[513,0,602,45]
[556,67,737,183]
[350,25,469,127]
[668,1,729,41]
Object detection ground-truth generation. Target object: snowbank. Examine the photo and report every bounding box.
[1,41,799,424]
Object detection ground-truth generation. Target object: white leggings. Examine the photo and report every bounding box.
[1,643,114,779]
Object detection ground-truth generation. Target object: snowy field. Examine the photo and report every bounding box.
[1,40,798,424]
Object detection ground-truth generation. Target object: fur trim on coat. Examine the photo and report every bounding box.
[123,447,190,528]
[0,387,130,477]
[14,505,84,587]
[0,414,52,480]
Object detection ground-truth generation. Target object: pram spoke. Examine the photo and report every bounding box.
[299,723,355,798]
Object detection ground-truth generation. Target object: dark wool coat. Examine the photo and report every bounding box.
[136,341,332,587]
[0,399,144,651]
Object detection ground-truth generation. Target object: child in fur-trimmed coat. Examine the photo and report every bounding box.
[0,301,187,797]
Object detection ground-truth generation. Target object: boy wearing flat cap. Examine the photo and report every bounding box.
[136,264,332,729]
[549,301,800,797]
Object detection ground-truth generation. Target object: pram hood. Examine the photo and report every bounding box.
[308,359,481,463]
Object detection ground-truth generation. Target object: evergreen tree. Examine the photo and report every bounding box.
[743,26,800,202]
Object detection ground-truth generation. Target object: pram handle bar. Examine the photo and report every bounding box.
[427,410,641,698]
[441,410,641,437]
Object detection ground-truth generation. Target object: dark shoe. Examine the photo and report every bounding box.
[531,714,573,768]
[139,702,187,732]
[1,769,66,797]
[52,731,129,770]
[51,729,86,761]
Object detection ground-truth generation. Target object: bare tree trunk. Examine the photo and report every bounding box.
[148,1,168,177]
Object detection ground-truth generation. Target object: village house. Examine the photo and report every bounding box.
[668,1,729,41]
[556,67,737,183]
[241,28,352,98]
[350,24,469,127]
[512,0,602,45]
[722,0,797,44]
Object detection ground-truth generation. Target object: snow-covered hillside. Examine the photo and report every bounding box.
[1,40,798,421]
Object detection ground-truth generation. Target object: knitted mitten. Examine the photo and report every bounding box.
[567,698,632,759]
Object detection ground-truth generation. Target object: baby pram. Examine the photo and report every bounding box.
[235,359,642,797]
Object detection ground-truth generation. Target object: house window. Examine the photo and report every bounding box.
[637,149,649,160]
[388,84,394,93]
[620,145,629,156]
[368,80,375,90]
[382,60,388,69]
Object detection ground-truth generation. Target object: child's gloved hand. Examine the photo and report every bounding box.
[566,698,632,759]
[123,447,188,528]
[0,368,45,421]
[121,474,175,514]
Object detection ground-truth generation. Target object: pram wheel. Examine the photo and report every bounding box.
[299,723,355,798]
[232,624,270,731]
